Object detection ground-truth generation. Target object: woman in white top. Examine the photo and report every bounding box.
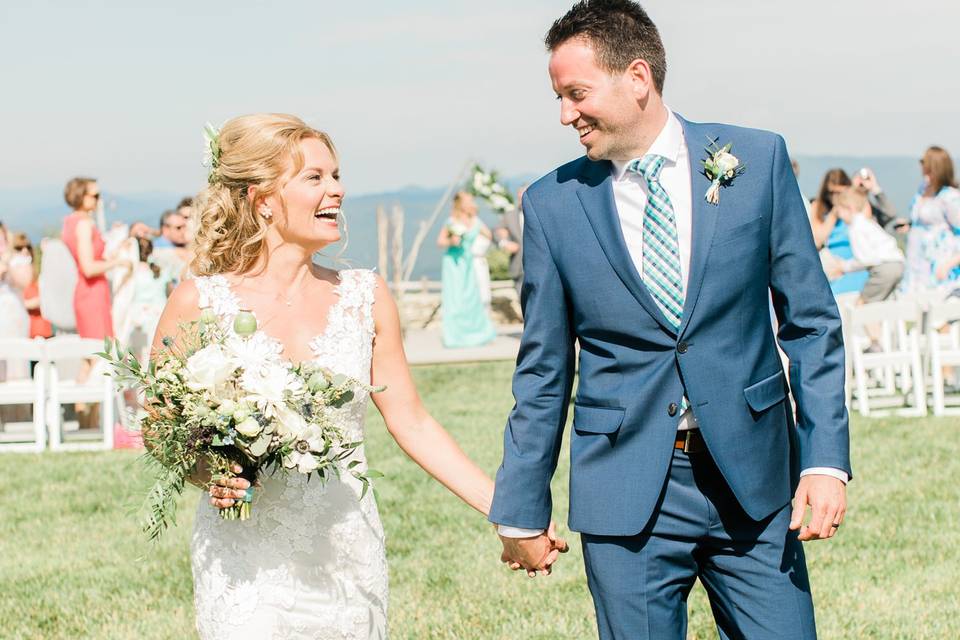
[0,224,32,380]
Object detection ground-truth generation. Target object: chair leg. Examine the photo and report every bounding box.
[911,334,943,416]
[33,369,46,453]
[102,382,115,450]
[854,355,871,417]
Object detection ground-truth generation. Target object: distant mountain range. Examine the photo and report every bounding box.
[0,156,923,280]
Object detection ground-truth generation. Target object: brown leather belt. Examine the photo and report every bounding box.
[674,429,707,454]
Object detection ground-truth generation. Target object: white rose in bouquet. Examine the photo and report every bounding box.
[184,345,236,392]
[274,405,309,442]
[235,416,264,438]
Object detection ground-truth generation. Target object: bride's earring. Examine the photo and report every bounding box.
[258,204,273,219]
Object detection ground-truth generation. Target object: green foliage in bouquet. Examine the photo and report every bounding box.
[98,311,383,541]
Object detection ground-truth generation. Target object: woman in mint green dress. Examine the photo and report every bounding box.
[437,192,497,348]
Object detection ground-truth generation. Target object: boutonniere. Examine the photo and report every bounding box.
[701,138,746,206]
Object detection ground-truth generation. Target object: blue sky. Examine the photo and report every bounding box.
[1,0,958,196]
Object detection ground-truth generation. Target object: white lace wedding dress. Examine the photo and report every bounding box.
[191,269,388,639]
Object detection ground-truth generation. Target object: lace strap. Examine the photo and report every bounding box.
[336,270,377,334]
[194,274,241,320]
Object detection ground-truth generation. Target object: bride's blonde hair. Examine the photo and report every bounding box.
[191,113,336,276]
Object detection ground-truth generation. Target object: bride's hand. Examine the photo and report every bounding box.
[209,464,253,510]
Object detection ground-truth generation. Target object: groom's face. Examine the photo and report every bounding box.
[549,39,646,162]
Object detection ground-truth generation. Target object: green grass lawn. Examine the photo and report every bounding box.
[1,361,957,639]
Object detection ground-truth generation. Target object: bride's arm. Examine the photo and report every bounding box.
[149,280,215,490]
[369,274,494,516]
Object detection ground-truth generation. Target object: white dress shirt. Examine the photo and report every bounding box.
[498,109,845,539]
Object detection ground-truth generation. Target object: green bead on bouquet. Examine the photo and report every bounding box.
[233,309,258,337]
[199,307,217,325]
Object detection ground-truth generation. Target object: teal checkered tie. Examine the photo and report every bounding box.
[628,155,689,412]
[628,155,684,330]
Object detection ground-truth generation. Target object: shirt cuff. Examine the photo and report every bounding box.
[496,525,546,538]
[800,467,849,484]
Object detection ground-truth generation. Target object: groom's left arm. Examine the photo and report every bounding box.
[767,134,850,541]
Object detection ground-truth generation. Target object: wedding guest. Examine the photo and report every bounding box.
[128,221,157,240]
[13,234,53,340]
[177,196,196,242]
[851,168,907,231]
[116,237,172,357]
[810,168,899,242]
[809,169,869,296]
[495,186,525,299]
[832,189,904,303]
[901,146,960,296]
[61,177,128,387]
[468,205,494,310]
[152,209,190,285]
[153,210,181,248]
[436,191,497,348]
[0,224,31,380]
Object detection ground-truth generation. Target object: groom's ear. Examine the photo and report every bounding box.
[626,58,655,99]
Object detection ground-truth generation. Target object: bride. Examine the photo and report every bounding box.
[151,114,564,639]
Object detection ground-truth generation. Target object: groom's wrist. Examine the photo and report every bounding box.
[800,467,849,484]
[497,524,546,538]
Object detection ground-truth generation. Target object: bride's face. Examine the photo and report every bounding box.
[265,138,343,250]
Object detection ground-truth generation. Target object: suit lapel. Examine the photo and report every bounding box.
[677,116,721,336]
[576,159,676,334]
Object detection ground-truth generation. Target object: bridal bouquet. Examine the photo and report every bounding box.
[99,309,382,540]
[469,164,515,213]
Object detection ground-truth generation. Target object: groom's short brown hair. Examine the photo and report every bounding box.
[546,0,667,94]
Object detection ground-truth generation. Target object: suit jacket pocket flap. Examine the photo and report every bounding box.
[743,370,788,413]
[573,404,625,434]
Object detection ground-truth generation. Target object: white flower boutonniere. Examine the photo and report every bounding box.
[701,138,746,206]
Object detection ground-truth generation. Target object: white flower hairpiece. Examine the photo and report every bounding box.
[202,122,222,185]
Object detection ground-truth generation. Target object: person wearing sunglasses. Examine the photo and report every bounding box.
[151,208,191,286]
[61,177,129,397]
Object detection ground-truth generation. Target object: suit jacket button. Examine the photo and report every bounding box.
[677,341,688,354]
[668,402,679,417]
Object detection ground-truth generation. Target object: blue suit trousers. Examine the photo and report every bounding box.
[581,448,817,640]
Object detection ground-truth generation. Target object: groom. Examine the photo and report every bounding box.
[489,1,850,638]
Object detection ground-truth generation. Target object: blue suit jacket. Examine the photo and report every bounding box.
[488,117,851,536]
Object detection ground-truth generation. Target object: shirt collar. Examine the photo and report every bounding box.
[611,107,684,181]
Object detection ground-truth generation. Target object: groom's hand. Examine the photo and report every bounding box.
[790,475,847,541]
[498,521,569,577]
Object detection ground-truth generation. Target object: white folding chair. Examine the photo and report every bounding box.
[848,300,926,417]
[46,336,115,451]
[927,300,960,416]
[0,338,47,452]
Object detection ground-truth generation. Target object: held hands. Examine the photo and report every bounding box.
[789,474,846,541]
[498,521,569,577]
[209,464,254,510]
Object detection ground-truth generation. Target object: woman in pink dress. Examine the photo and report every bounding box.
[61,177,128,385]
